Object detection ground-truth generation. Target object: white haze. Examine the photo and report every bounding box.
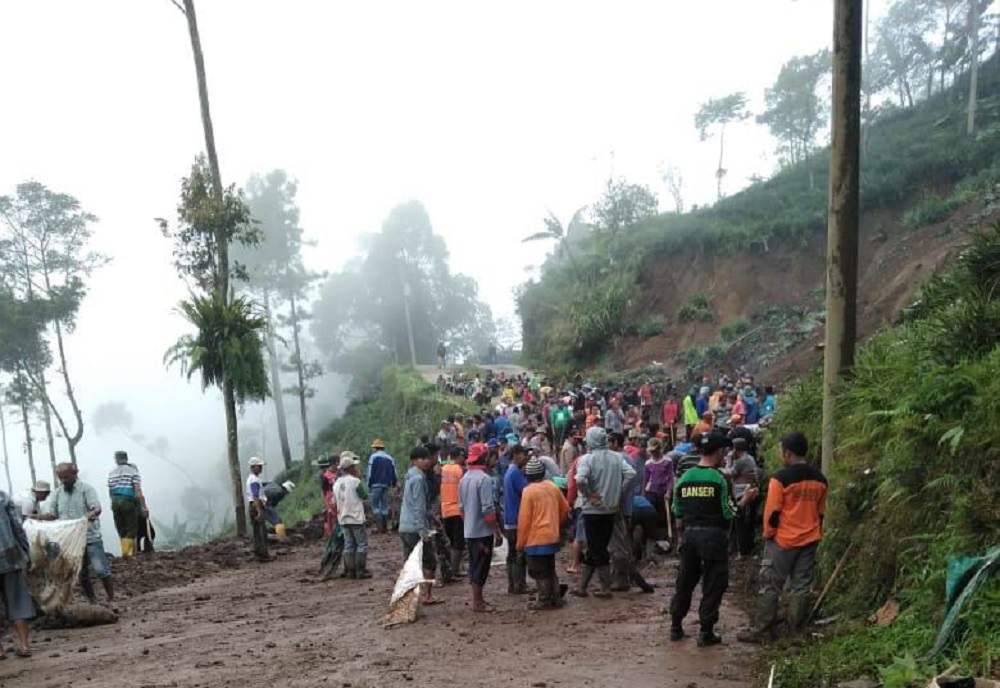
[0,1,891,545]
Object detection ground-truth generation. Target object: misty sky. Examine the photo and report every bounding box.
[0,1,888,514]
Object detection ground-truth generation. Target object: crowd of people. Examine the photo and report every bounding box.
[0,368,827,659]
[311,369,828,647]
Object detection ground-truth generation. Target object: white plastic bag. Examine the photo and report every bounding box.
[23,518,89,613]
[384,540,433,627]
[491,536,508,567]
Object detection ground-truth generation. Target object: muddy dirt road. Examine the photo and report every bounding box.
[4,537,754,688]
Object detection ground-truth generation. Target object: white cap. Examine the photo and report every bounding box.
[339,455,359,470]
[248,457,265,467]
[281,481,295,492]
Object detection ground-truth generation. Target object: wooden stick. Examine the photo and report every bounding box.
[811,541,855,620]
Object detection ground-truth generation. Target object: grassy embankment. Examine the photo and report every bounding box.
[276,366,476,525]
[518,56,1000,374]
[763,226,1000,687]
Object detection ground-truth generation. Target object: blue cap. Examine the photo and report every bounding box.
[486,438,499,448]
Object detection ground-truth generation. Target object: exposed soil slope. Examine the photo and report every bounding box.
[613,193,1000,382]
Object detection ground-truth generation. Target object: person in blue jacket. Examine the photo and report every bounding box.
[366,438,398,533]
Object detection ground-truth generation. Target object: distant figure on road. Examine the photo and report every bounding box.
[437,341,447,369]
[107,450,148,558]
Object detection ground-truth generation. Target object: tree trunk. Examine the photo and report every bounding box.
[51,318,83,464]
[0,399,13,494]
[716,125,726,201]
[288,291,310,457]
[263,293,293,470]
[967,0,980,136]
[223,378,246,536]
[822,0,863,476]
[16,370,37,486]
[182,0,246,535]
[37,368,58,478]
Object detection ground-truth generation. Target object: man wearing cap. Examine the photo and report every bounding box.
[367,439,398,534]
[517,456,570,610]
[14,480,51,519]
[502,444,530,594]
[459,442,504,612]
[246,457,270,560]
[333,453,371,579]
[739,432,827,643]
[669,430,736,647]
[399,446,439,604]
[573,426,636,598]
[38,462,114,603]
[107,450,148,558]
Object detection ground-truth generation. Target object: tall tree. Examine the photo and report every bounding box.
[234,170,322,465]
[159,157,268,537]
[758,49,832,168]
[169,0,261,536]
[659,164,686,213]
[0,392,12,494]
[0,182,104,464]
[695,93,750,201]
[967,0,982,134]
[312,201,495,379]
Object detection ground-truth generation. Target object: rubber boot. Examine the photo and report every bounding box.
[669,616,685,642]
[275,523,287,539]
[529,578,554,610]
[698,627,723,647]
[632,569,655,593]
[737,593,780,644]
[593,566,613,599]
[377,516,388,535]
[80,575,98,605]
[570,566,595,597]
[511,559,527,594]
[552,575,567,608]
[610,558,631,591]
[788,595,811,633]
[356,552,373,579]
[341,552,355,579]
[120,538,135,558]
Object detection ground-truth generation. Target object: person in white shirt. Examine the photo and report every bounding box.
[245,457,270,561]
[333,455,371,579]
[13,481,51,519]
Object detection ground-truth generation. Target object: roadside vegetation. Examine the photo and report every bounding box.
[765,225,1000,686]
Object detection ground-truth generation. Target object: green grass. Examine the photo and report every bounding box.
[762,226,1000,687]
[276,366,476,526]
[677,292,716,324]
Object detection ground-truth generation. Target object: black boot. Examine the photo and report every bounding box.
[697,628,723,647]
[356,552,373,579]
[632,570,655,594]
[669,617,685,642]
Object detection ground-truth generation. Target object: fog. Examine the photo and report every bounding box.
[0,1,873,547]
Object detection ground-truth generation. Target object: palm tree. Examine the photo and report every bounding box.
[164,293,270,533]
[522,208,588,277]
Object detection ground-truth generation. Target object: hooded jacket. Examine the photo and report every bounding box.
[575,427,636,515]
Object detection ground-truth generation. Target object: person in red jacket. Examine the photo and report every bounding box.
[517,457,570,609]
[739,431,827,643]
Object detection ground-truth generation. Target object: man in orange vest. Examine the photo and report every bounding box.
[440,445,467,577]
[739,431,827,643]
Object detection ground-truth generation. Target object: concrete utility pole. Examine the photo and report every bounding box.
[822,0,863,475]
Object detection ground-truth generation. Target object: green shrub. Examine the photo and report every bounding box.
[903,191,962,230]
[720,316,750,342]
[764,225,1000,687]
[677,292,715,323]
[626,314,666,337]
